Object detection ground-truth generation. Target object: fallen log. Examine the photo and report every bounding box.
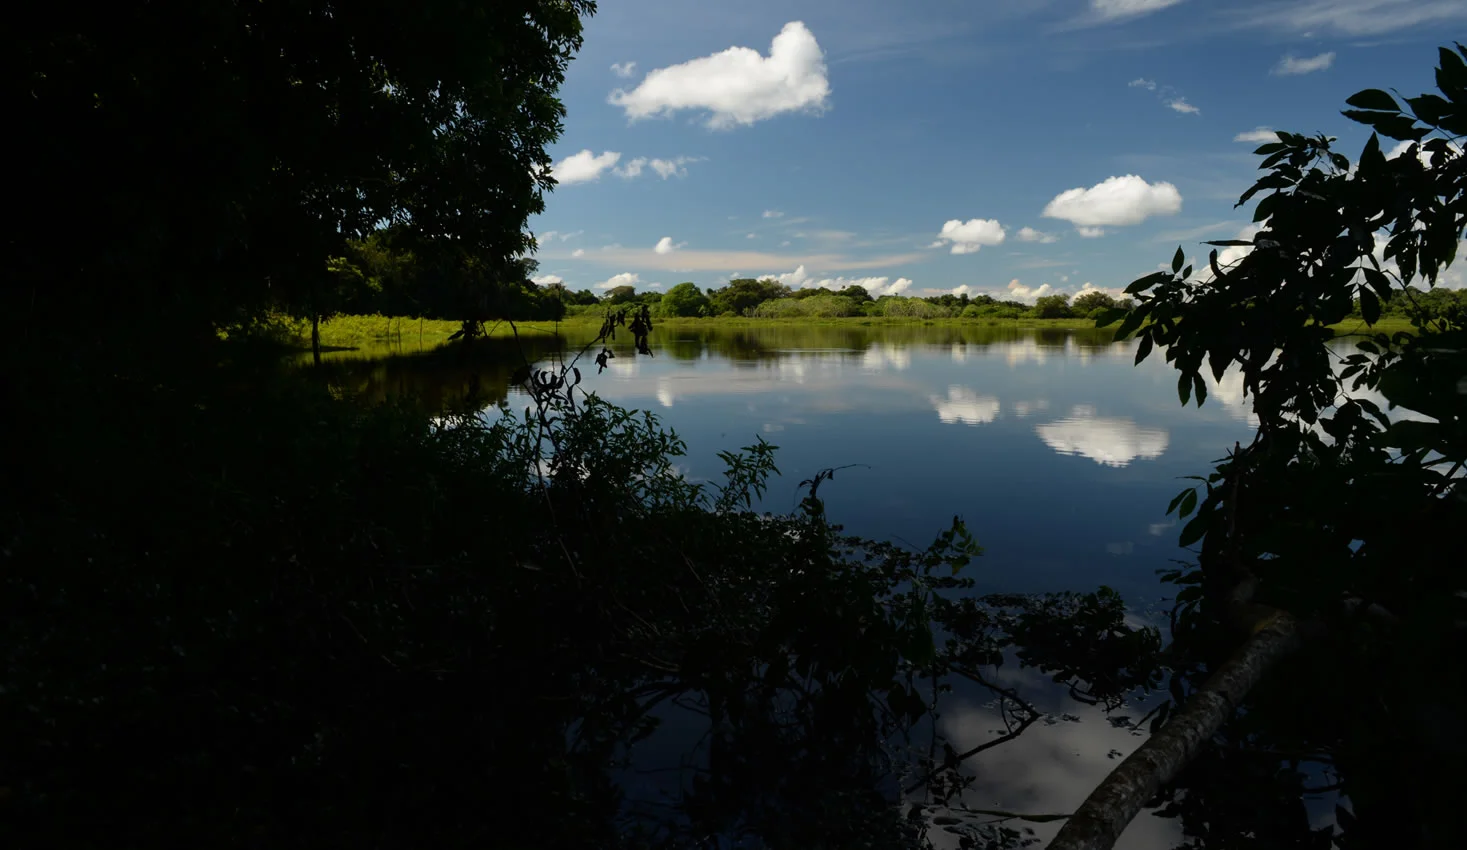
[1046,609,1302,850]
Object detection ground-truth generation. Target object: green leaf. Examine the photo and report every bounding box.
[1134,333,1154,365]
[1360,290,1381,324]
[1177,372,1192,406]
[1253,193,1279,222]
[1252,141,1287,155]
[1438,45,1467,96]
[1344,88,1400,112]
[1204,240,1254,247]
[1125,270,1171,295]
[1166,488,1191,515]
[1171,246,1185,274]
[1178,488,1198,519]
[1178,514,1207,548]
[1192,373,1207,407]
[1374,115,1428,142]
[1405,93,1452,125]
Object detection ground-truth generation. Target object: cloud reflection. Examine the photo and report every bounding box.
[1036,414,1169,467]
[933,386,1000,425]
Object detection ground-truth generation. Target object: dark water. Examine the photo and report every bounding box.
[311,323,1282,847]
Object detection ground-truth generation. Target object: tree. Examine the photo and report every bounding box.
[709,278,792,316]
[10,0,596,352]
[1055,43,1467,850]
[1071,290,1116,315]
[1032,294,1073,319]
[836,285,873,303]
[604,285,638,304]
[660,282,711,317]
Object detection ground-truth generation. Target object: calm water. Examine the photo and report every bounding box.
[523,324,1260,602]
[313,323,1285,848]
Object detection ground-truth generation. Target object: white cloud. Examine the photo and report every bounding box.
[1386,138,1463,165]
[1017,227,1059,244]
[554,150,621,185]
[611,61,637,79]
[1005,279,1056,302]
[614,157,647,178]
[932,386,1000,426]
[1093,0,1185,20]
[1042,175,1183,230]
[557,230,583,242]
[780,240,791,247]
[1167,97,1200,114]
[1197,222,1265,283]
[653,237,686,255]
[1273,52,1335,75]
[933,218,1006,255]
[571,248,586,258]
[1241,1,1467,37]
[1036,415,1169,467]
[1077,226,1107,238]
[608,21,830,129]
[1234,127,1278,143]
[1128,78,1157,90]
[759,265,913,296]
[596,272,643,291]
[763,210,784,219]
[1130,78,1198,115]
[532,274,564,286]
[746,233,757,239]
[649,156,700,178]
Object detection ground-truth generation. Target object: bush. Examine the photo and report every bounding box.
[878,297,950,319]
[751,294,861,318]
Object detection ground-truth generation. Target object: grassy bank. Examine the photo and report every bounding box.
[259,312,1417,356]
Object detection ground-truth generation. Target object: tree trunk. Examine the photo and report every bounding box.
[1048,610,1302,850]
[311,312,321,366]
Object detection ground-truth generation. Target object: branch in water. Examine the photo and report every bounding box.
[1047,610,1302,850]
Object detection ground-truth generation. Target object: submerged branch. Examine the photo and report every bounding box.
[1047,610,1302,850]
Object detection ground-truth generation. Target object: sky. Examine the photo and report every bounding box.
[527,0,1467,300]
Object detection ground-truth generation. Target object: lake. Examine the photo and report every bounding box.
[310,322,1288,847]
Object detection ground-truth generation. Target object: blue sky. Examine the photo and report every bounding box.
[527,0,1465,300]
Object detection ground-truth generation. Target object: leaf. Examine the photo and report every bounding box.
[1360,289,1381,324]
[1192,373,1207,407]
[1178,513,1208,548]
[1134,333,1154,365]
[1374,115,1428,142]
[1172,246,1185,274]
[1344,88,1399,112]
[1253,192,1279,222]
[1166,488,1190,515]
[1252,141,1287,155]
[1177,372,1192,406]
[1125,271,1171,295]
[1178,488,1198,519]
[1438,45,1467,96]
[1204,240,1255,247]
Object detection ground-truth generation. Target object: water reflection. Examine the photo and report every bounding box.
[1035,412,1170,467]
[932,386,1001,425]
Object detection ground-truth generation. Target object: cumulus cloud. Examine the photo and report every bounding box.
[1093,0,1185,20]
[571,248,586,258]
[1167,97,1200,114]
[554,150,621,184]
[759,265,912,296]
[596,272,643,291]
[614,157,646,178]
[608,22,830,129]
[763,210,784,219]
[653,236,685,255]
[1273,52,1335,75]
[932,386,1000,425]
[1017,227,1059,244]
[1128,78,1157,90]
[650,156,701,178]
[611,61,637,78]
[1386,138,1463,165]
[1005,279,1055,302]
[1234,127,1278,143]
[1036,415,1169,467]
[1077,226,1107,238]
[932,218,1006,255]
[1042,175,1182,231]
[532,274,564,286]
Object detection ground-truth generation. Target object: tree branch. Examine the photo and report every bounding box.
[1047,610,1302,850]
